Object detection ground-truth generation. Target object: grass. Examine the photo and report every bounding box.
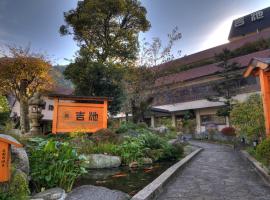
[246,146,269,169]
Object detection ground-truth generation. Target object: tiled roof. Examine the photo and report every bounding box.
[155,49,270,87]
[153,29,270,72]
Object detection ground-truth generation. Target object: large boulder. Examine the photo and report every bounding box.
[66,185,130,200]
[11,145,30,175]
[85,154,121,169]
[31,187,66,200]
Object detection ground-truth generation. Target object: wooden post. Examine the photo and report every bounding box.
[259,70,270,137]
[103,100,108,129]
[52,97,59,134]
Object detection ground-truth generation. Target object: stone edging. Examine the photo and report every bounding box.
[240,150,270,184]
[131,148,203,200]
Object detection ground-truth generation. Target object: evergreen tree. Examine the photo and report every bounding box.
[208,49,242,119]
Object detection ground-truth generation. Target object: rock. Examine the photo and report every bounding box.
[31,187,66,200]
[141,158,153,165]
[85,154,121,169]
[66,185,130,200]
[129,161,139,168]
[11,145,30,175]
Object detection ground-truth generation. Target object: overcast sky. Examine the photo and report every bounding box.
[0,0,269,65]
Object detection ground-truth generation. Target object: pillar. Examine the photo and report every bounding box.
[171,113,176,127]
[151,115,155,128]
[259,70,270,137]
[195,109,201,134]
[225,116,230,127]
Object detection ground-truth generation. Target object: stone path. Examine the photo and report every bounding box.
[156,141,270,200]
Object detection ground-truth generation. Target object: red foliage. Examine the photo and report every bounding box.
[90,129,118,143]
[221,127,236,136]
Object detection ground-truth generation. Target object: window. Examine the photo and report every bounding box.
[200,114,226,125]
[42,102,46,110]
[48,105,54,111]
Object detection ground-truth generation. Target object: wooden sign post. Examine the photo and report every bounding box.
[50,95,110,134]
[0,134,22,182]
[244,57,270,138]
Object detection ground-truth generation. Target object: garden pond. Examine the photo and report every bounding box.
[73,161,176,196]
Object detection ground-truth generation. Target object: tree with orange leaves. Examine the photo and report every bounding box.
[0,46,52,133]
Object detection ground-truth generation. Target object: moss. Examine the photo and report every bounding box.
[0,168,30,200]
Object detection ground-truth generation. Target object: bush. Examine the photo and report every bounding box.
[0,168,30,200]
[116,133,183,164]
[221,127,236,136]
[82,142,118,155]
[116,137,144,164]
[91,128,118,143]
[28,138,87,192]
[0,96,10,127]
[230,94,265,140]
[255,139,270,166]
[115,122,137,134]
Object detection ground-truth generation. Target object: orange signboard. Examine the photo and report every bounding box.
[0,141,10,182]
[0,134,22,182]
[52,96,109,133]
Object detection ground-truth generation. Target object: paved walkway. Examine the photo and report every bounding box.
[156,141,270,200]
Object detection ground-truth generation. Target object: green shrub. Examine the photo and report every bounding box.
[230,94,265,140]
[115,122,137,134]
[117,133,183,164]
[0,168,30,200]
[256,139,270,167]
[28,138,87,192]
[116,137,144,164]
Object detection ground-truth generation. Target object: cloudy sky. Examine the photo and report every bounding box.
[0,0,269,65]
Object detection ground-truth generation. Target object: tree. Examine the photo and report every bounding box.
[64,57,124,115]
[230,94,265,141]
[121,27,182,123]
[60,0,150,64]
[122,65,155,123]
[0,46,52,133]
[138,26,182,67]
[0,95,10,126]
[207,49,242,119]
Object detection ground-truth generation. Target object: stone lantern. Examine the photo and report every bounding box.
[28,92,45,135]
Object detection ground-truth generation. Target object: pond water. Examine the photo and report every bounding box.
[73,161,176,196]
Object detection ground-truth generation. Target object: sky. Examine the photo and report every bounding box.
[0,0,269,65]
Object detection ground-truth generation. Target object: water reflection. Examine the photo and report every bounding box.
[74,161,176,196]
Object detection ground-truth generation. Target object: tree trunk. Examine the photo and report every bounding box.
[20,98,29,134]
[125,112,129,122]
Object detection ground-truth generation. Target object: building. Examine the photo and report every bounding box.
[8,87,73,133]
[7,7,270,134]
[147,7,270,133]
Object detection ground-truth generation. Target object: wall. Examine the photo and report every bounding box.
[11,97,54,121]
